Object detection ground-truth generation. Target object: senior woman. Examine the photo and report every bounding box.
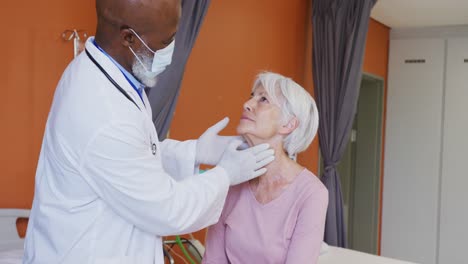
[202,72,328,264]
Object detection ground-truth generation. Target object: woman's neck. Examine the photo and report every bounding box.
[245,135,304,203]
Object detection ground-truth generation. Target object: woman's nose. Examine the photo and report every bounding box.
[243,99,254,112]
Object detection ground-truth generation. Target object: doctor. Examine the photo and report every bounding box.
[23,0,275,263]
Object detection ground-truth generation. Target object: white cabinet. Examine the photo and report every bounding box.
[383,34,468,264]
[438,38,468,264]
[382,38,445,264]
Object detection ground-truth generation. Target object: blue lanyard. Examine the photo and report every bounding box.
[92,40,144,103]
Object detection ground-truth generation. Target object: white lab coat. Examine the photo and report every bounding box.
[23,37,230,264]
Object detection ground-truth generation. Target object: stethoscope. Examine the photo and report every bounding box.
[85,49,157,156]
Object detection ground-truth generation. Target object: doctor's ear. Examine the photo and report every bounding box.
[279,117,299,135]
[120,28,135,47]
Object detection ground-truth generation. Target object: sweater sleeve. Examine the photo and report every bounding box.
[285,185,328,264]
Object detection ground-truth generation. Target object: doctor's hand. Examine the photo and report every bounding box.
[217,139,275,186]
[196,117,245,166]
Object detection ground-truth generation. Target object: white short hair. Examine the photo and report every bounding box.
[253,72,319,155]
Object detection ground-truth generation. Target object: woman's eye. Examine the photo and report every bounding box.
[260,97,268,103]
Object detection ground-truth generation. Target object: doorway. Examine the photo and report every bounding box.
[321,73,384,254]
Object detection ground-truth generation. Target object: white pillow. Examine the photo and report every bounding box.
[320,241,330,255]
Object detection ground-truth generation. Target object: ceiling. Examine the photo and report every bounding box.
[371,0,468,28]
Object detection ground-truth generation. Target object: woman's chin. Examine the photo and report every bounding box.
[236,125,248,135]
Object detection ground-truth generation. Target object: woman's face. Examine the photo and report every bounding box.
[237,85,283,141]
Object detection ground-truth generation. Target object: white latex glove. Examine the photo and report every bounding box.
[196,117,243,166]
[217,139,275,186]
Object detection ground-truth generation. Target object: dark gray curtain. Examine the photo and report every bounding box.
[147,0,211,139]
[312,0,377,247]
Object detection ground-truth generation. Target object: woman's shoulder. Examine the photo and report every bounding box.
[294,169,328,199]
[221,184,246,217]
[226,184,244,202]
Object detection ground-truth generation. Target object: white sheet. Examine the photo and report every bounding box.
[0,240,24,264]
[318,245,418,264]
[0,248,23,264]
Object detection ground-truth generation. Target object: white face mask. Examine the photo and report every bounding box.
[128,29,175,80]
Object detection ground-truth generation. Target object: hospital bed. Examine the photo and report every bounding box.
[0,209,29,264]
[317,243,417,264]
[0,208,418,264]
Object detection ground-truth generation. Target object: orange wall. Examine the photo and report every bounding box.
[0,1,96,210]
[364,19,390,78]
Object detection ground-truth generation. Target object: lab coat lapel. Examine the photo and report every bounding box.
[142,90,153,119]
[84,37,146,111]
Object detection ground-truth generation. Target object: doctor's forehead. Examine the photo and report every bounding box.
[142,0,181,31]
[97,0,181,33]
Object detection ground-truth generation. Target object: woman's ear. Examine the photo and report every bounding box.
[279,117,299,135]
